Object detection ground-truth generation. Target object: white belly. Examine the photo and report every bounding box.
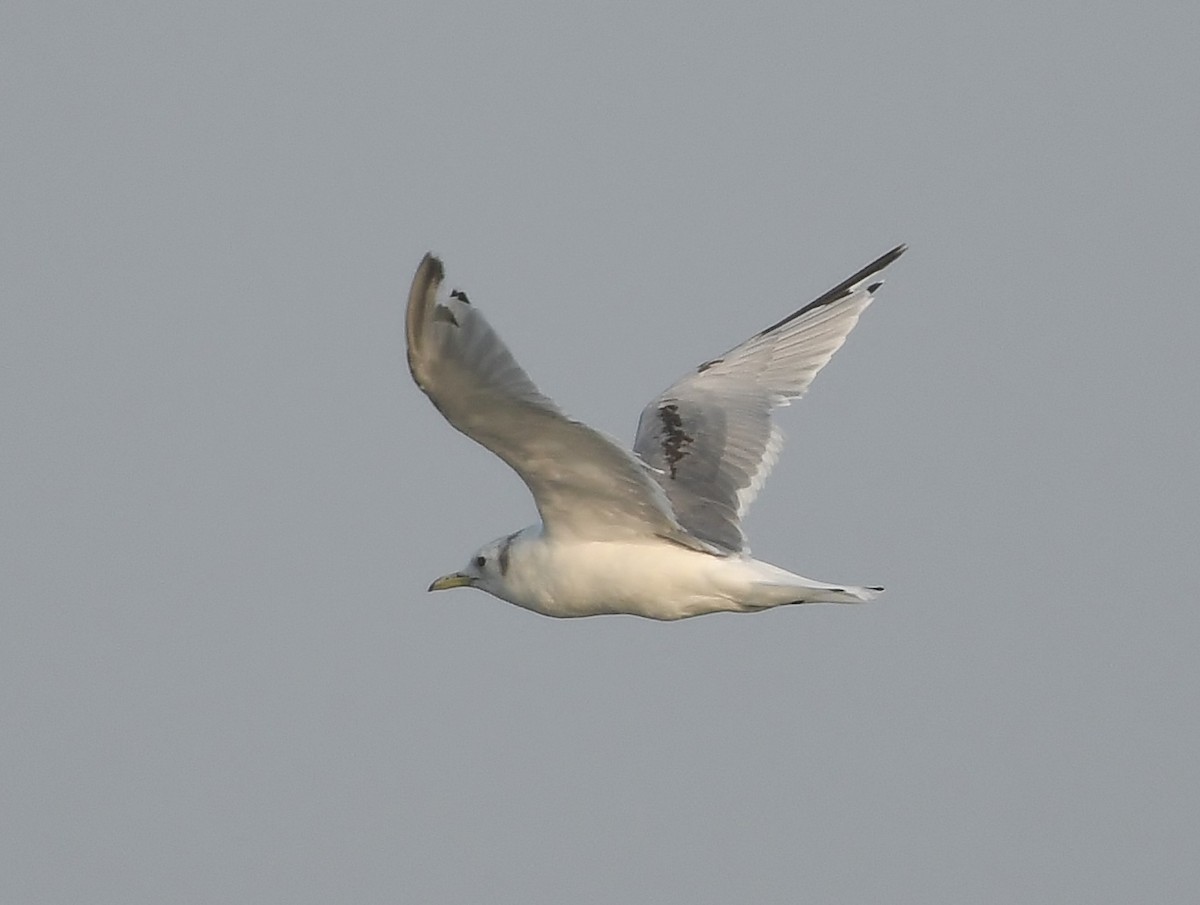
[498,536,777,620]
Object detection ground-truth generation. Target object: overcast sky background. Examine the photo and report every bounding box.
[4,2,1199,902]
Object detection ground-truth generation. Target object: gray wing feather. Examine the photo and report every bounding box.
[633,245,906,553]
[407,254,705,546]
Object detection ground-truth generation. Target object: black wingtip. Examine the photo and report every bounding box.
[756,243,908,336]
[420,252,445,283]
[859,243,907,278]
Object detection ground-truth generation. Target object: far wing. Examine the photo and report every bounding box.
[407,254,702,546]
[633,245,906,552]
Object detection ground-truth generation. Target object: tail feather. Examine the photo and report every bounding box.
[753,580,883,606]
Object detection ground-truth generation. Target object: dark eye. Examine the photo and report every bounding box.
[473,555,487,570]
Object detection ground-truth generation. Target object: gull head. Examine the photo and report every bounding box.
[427,531,523,598]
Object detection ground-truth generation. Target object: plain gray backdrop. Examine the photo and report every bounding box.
[4,1,1198,902]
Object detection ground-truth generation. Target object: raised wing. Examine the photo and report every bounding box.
[633,245,906,552]
[407,254,702,546]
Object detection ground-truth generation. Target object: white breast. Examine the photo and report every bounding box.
[496,531,762,619]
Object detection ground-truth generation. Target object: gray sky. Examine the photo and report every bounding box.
[4,1,1198,902]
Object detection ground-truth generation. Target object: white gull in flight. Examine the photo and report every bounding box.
[406,245,905,620]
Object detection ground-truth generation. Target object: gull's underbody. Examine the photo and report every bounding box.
[406,245,905,620]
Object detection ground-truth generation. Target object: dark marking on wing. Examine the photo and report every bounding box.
[755,244,907,338]
[658,403,694,479]
[697,357,723,373]
[450,288,471,304]
[498,531,520,576]
[433,305,459,327]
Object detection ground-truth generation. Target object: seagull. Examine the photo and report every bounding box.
[406,245,905,620]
